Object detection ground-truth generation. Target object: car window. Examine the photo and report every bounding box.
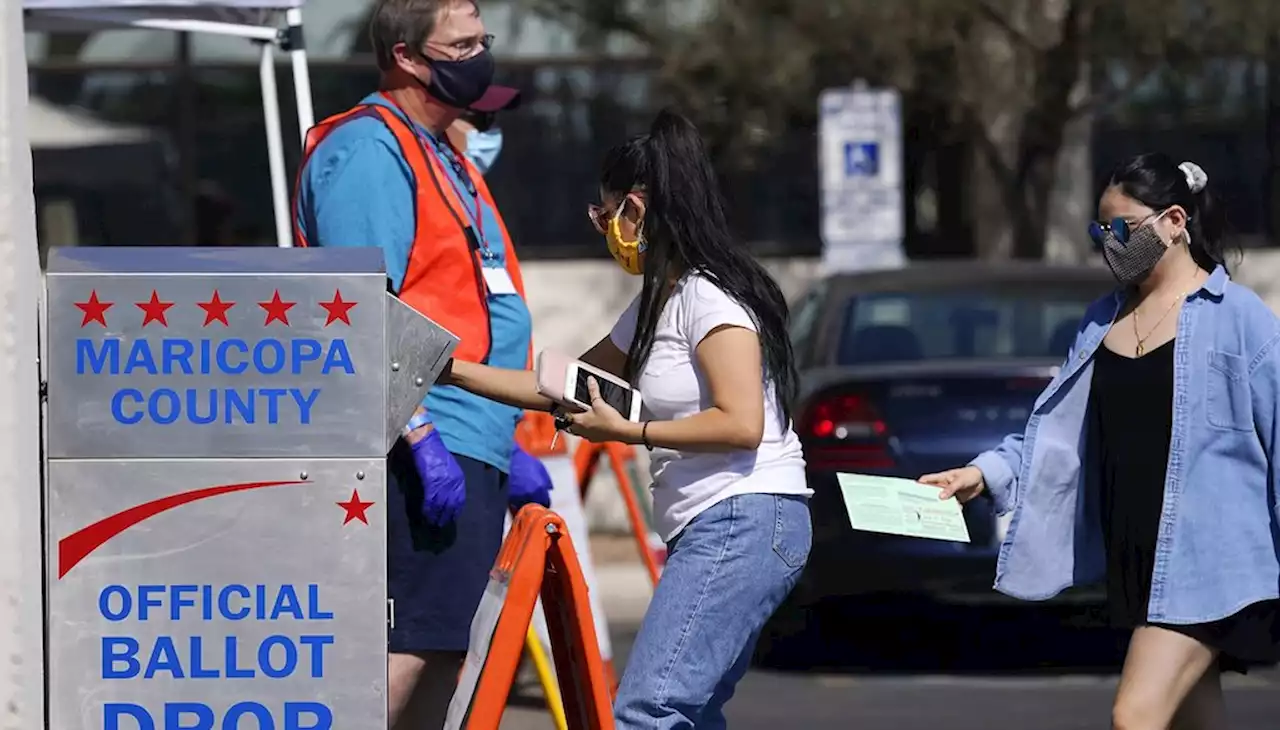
[835,288,1096,365]
[789,282,827,368]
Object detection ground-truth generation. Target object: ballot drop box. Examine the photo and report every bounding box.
[43,247,456,730]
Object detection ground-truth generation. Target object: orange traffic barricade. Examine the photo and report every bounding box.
[445,504,615,730]
[517,413,621,679]
[574,441,663,586]
[513,411,620,707]
[515,409,568,458]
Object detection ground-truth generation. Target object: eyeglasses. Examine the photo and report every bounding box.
[587,204,612,235]
[425,33,494,61]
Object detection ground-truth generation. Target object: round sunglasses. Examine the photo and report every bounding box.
[1087,211,1162,250]
[1088,218,1131,249]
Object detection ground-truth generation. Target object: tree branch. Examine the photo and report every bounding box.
[958,101,1019,190]
[526,0,663,48]
[974,0,1045,53]
[1066,63,1159,118]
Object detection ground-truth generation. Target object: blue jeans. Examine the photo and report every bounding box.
[614,494,812,729]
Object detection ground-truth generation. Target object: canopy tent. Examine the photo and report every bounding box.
[24,0,316,247]
[27,95,151,150]
[24,96,178,267]
[28,95,166,188]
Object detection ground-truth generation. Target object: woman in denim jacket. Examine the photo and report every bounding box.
[921,153,1280,730]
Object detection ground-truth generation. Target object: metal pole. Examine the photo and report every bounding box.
[176,30,198,246]
[258,41,292,248]
[92,12,281,41]
[285,7,316,138]
[0,2,48,727]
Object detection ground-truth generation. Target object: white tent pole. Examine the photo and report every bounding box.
[285,7,315,139]
[258,41,292,248]
[99,12,280,41]
[0,1,47,727]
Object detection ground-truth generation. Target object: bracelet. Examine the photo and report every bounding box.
[641,421,653,451]
[405,411,432,433]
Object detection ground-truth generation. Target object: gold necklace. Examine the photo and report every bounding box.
[1131,286,1190,357]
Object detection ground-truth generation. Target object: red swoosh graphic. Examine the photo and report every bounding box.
[58,480,305,579]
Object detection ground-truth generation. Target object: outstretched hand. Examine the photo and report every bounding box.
[918,466,986,504]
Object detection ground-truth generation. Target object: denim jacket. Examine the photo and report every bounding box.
[971,266,1280,623]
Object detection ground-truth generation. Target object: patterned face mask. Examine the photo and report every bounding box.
[590,195,647,276]
[605,204,646,276]
[1090,210,1171,286]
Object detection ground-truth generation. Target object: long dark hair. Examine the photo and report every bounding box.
[600,109,799,425]
[1104,153,1232,273]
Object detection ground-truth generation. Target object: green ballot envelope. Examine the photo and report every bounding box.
[837,473,971,543]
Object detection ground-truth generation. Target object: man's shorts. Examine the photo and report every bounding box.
[386,439,510,653]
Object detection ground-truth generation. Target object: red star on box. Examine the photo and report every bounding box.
[197,290,235,327]
[337,489,375,526]
[319,289,357,327]
[75,290,113,328]
[136,291,174,328]
[258,290,296,326]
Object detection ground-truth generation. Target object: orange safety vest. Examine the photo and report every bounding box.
[292,98,529,365]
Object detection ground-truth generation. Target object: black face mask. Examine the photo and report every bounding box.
[417,50,495,110]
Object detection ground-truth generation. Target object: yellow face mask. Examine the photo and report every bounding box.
[606,204,646,276]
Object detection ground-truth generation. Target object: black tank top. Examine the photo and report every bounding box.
[1089,339,1174,626]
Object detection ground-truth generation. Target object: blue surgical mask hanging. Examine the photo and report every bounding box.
[464,128,504,176]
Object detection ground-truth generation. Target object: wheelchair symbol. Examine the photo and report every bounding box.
[844,142,879,178]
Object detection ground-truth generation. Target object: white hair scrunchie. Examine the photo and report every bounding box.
[1179,161,1208,194]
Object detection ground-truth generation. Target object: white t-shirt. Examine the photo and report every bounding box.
[610,274,810,541]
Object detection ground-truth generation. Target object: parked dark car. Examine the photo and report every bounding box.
[781,262,1114,608]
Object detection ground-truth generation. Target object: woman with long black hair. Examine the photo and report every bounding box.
[441,108,811,727]
[921,153,1280,729]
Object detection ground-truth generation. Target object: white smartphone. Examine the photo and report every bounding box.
[535,350,643,422]
[566,360,643,422]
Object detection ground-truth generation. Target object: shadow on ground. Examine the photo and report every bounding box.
[754,593,1132,675]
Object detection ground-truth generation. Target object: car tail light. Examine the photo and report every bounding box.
[800,391,894,470]
[1005,376,1051,392]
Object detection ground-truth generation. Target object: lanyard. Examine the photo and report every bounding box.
[380,95,492,259]
[426,133,489,255]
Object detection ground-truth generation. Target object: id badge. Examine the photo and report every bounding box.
[481,266,518,296]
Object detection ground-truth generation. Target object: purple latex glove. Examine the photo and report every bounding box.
[508,444,553,509]
[411,429,467,526]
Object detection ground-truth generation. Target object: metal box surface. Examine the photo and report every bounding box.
[47,459,386,729]
[45,247,388,460]
[41,248,436,730]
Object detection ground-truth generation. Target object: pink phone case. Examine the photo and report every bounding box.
[535,350,579,409]
[537,350,643,420]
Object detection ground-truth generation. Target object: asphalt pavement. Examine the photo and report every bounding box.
[498,562,1280,729]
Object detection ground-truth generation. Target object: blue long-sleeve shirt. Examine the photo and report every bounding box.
[972,265,1280,623]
